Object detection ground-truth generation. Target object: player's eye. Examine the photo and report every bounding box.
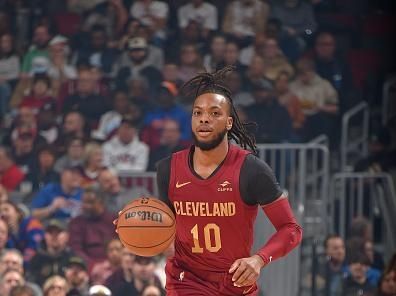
[211,111,220,117]
[192,110,201,116]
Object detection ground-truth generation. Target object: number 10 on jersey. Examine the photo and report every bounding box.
[190,223,222,253]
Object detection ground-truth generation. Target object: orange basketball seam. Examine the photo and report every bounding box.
[119,230,175,249]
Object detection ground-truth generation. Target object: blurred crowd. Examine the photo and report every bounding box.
[0,0,395,295]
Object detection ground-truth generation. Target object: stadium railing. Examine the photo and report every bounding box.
[340,101,369,171]
[382,75,396,126]
[329,172,396,260]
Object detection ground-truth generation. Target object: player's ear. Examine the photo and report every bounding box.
[226,117,233,130]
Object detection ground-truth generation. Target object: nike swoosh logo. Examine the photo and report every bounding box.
[176,181,191,188]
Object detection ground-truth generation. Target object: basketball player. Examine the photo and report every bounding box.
[154,66,303,295]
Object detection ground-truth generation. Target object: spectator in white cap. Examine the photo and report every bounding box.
[47,35,77,85]
[89,285,112,296]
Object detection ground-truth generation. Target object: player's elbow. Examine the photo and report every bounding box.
[284,223,303,253]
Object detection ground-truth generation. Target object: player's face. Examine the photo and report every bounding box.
[192,93,233,151]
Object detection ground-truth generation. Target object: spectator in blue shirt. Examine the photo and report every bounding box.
[31,166,83,221]
[142,81,191,150]
[0,201,44,263]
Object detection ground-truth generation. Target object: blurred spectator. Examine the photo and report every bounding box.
[313,31,354,113]
[290,57,338,142]
[377,269,396,296]
[25,146,59,193]
[68,187,116,268]
[245,55,267,89]
[81,0,128,39]
[148,119,186,171]
[118,18,141,49]
[179,20,207,52]
[28,219,73,287]
[11,127,37,175]
[177,44,203,83]
[275,71,305,133]
[64,256,90,296]
[141,285,163,296]
[63,68,109,126]
[0,33,20,118]
[342,251,377,296]
[239,32,267,67]
[31,166,83,221]
[79,143,104,188]
[0,201,44,262]
[55,112,87,156]
[36,102,59,145]
[0,218,8,255]
[42,275,69,296]
[224,71,254,107]
[245,78,292,143]
[97,168,150,214]
[47,35,77,96]
[220,40,246,75]
[161,63,183,89]
[90,239,123,285]
[0,249,24,276]
[73,25,118,76]
[266,18,301,63]
[19,74,56,116]
[203,34,226,72]
[127,78,152,115]
[143,81,190,146]
[0,146,25,192]
[260,37,294,81]
[91,89,132,141]
[222,0,269,46]
[103,116,149,174]
[54,137,85,175]
[270,0,317,47]
[20,24,51,77]
[129,0,169,46]
[178,0,218,40]
[9,285,35,296]
[106,254,162,296]
[88,284,112,296]
[115,37,162,91]
[0,269,25,296]
[322,235,347,296]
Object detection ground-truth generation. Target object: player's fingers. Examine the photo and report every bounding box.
[229,259,241,273]
[113,219,118,225]
[234,268,252,287]
[239,272,257,287]
[231,262,247,282]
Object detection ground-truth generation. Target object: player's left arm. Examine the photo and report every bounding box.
[229,155,303,287]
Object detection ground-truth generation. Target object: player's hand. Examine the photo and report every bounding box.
[113,211,123,233]
[229,255,265,287]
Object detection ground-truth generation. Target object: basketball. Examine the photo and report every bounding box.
[116,197,176,257]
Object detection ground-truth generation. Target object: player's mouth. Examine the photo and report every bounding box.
[197,127,213,137]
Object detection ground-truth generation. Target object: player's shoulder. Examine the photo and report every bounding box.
[242,153,274,175]
[156,156,171,175]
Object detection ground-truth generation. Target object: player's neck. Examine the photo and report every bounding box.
[194,139,229,166]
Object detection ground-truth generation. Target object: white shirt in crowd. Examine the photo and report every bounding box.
[178,1,218,30]
[103,136,149,174]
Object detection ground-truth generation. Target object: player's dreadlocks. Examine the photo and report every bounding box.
[182,66,258,154]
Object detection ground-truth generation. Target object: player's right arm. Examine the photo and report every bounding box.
[155,156,173,210]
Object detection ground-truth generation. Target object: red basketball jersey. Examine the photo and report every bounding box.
[168,144,258,272]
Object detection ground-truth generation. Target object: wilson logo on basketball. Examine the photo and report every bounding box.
[218,181,232,192]
[125,210,163,223]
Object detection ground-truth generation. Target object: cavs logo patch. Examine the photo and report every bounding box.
[218,181,232,192]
